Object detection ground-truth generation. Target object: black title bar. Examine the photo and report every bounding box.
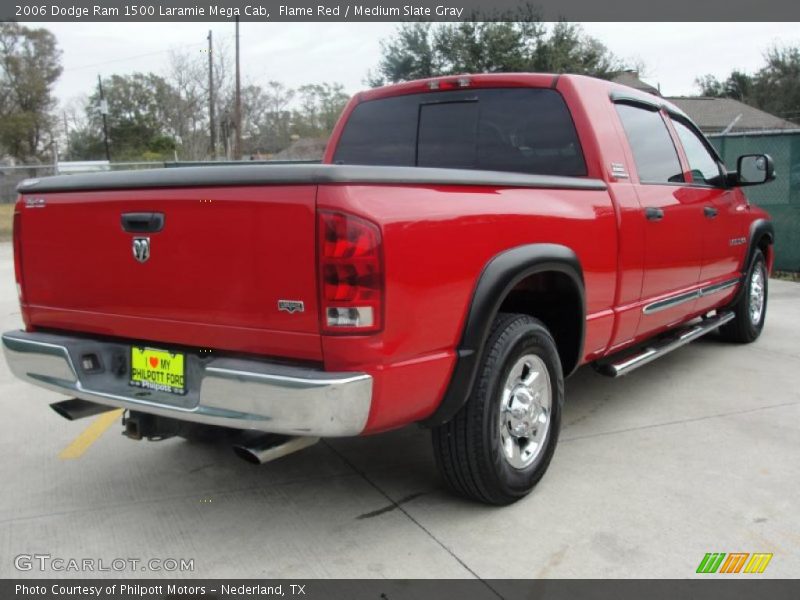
[4,579,800,600]
[6,0,800,22]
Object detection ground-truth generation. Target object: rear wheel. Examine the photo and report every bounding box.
[432,313,563,505]
[720,249,768,343]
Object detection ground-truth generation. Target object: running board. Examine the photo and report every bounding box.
[595,311,735,378]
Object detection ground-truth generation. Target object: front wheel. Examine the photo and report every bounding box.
[719,248,768,343]
[432,313,564,505]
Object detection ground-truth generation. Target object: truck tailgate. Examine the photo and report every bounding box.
[18,185,322,361]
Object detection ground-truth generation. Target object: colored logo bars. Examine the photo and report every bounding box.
[696,552,773,574]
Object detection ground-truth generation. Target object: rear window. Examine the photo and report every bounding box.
[333,88,587,177]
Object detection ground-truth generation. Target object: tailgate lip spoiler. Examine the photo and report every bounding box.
[17,164,607,194]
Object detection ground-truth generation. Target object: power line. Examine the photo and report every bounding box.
[61,35,236,73]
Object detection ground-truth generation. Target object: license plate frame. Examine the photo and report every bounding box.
[129,346,186,396]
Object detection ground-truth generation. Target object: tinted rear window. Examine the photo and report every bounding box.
[333,88,587,177]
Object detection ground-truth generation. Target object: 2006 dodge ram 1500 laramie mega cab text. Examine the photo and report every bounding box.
[3,74,775,504]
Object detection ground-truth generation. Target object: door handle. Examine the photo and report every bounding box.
[121,212,165,233]
[704,206,719,219]
[645,207,664,221]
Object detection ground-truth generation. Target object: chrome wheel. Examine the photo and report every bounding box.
[498,354,552,470]
[749,262,766,326]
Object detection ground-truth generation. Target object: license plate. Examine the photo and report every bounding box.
[130,346,186,395]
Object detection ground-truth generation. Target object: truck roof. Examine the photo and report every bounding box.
[357,72,690,121]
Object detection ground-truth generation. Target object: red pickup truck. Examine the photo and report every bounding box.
[4,73,775,505]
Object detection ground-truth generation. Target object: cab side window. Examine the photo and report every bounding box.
[671,119,723,186]
[615,103,684,184]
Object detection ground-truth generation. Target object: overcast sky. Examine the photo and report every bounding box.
[37,21,800,108]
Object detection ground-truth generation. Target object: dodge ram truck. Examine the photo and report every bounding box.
[3,73,775,505]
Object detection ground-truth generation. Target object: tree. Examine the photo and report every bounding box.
[367,23,438,85]
[752,46,800,123]
[532,22,620,77]
[291,83,349,138]
[0,22,62,161]
[696,71,754,102]
[238,81,295,154]
[367,20,624,86]
[84,73,177,160]
[62,94,105,160]
[164,49,210,160]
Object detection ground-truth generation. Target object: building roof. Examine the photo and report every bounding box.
[611,71,660,96]
[665,96,799,134]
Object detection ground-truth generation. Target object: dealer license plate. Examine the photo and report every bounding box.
[130,346,186,395]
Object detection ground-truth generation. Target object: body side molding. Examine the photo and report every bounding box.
[421,243,585,427]
[643,277,740,315]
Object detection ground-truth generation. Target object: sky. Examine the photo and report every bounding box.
[36,21,800,109]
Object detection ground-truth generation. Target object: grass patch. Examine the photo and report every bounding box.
[0,203,13,241]
[772,270,800,282]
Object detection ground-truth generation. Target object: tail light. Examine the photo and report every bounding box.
[12,206,23,303]
[317,210,383,334]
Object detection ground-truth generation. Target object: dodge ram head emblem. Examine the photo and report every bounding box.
[132,237,150,263]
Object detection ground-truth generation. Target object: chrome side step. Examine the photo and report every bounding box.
[595,311,735,378]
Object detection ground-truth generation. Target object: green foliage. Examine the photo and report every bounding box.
[291,83,350,139]
[70,70,349,160]
[756,46,800,124]
[87,73,177,160]
[367,20,624,86]
[696,70,754,102]
[66,127,106,160]
[695,45,800,125]
[0,22,62,161]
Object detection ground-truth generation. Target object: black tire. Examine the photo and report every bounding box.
[432,313,564,505]
[719,249,768,344]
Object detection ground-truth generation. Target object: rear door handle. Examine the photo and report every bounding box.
[645,207,664,221]
[121,212,164,233]
[704,206,719,219]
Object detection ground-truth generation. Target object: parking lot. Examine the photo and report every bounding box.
[0,240,798,579]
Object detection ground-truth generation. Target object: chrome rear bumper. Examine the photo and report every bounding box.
[2,330,372,437]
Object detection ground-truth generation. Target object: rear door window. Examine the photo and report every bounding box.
[334,88,587,177]
[615,103,685,184]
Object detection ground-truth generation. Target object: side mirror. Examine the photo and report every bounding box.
[736,154,775,186]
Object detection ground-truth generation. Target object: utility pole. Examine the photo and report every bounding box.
[97,75,111,161]
[234,16,242,160]
[207,30,216,158]
[63,111,70,158]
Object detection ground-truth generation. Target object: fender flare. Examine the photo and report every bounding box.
[421,243,585,427]
[726,218,774,309]
[745,219,774,268]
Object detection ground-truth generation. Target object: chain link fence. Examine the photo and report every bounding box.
[710,130,800,272]
[0,165,56,206]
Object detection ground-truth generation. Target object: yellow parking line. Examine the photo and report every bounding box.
[59,409,124,459]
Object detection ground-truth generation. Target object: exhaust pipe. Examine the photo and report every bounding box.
[233,434,319,465]
[50,398,117,421]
